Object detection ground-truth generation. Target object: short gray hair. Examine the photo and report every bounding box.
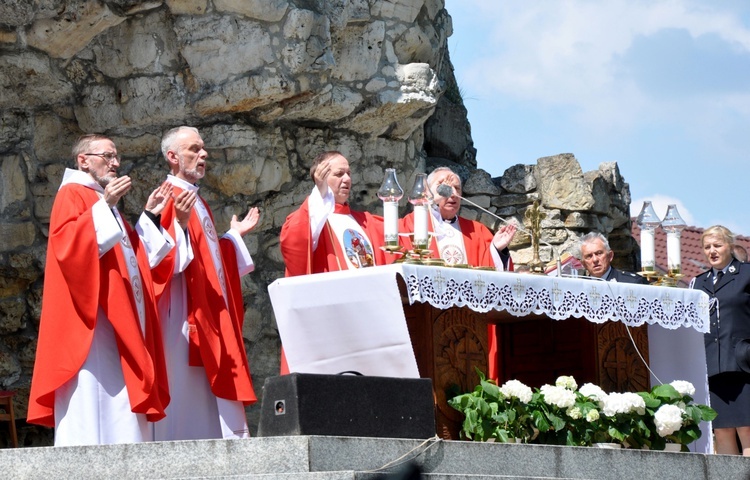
[427,166,462,188]
[579,232,611,252]
[161,126,200,158]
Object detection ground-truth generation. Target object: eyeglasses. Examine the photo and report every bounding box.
[84,152,120,163]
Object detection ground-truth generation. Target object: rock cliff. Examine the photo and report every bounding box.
[0,0,638,445]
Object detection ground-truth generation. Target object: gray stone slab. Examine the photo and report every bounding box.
[3,435,750,480]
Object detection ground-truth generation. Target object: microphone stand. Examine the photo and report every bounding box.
[434,184,563,277]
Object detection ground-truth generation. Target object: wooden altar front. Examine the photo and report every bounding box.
[399,277,651,439]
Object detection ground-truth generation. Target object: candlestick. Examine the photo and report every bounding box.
[377,168,403,247]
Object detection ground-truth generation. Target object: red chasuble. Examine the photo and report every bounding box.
[154,187,256,405]
[399,211,515,382]
[279,198,388,276]
[28,184,169,427]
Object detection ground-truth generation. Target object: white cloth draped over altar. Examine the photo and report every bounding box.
[268,264,712,453]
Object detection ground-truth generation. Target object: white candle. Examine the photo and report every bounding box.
[666,231,681,273]
[413,204,429,247]
[641,228,655,271]
[383,201,399,245]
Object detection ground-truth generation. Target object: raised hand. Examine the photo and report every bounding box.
[313,159,331,197]
[231,206,260,237]
[492,223,517,251]
[173,189,197,230]
[103,175,132,208]
[145,182,173,216]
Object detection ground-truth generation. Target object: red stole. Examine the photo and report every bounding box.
[156,186,256,404]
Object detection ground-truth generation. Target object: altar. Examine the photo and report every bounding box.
[268,264,711,451]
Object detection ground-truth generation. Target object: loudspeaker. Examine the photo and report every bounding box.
[257,373,435,439]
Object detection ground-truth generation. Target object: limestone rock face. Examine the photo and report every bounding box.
[535,154,595,212]
[0,0,639,444]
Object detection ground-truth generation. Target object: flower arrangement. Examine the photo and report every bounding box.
[447,370,534,443]
[636,381,717,451]
[449,372,716,451]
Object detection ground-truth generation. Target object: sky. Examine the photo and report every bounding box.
[444,0,750,236]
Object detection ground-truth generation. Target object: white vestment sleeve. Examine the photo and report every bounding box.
[93,199,124,257]
[135,212,174,268]
[172,220,193,274]
[222,228,255,277]
[308,186,335,250]
[490,245,505,271]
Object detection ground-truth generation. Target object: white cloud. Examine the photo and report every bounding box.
[630,194,695,226]
[451,0,750,133]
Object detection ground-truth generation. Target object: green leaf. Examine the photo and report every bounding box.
[652,384,681,402]
[532,410,551,432]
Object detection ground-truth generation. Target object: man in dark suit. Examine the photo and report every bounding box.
[579,232,648,285]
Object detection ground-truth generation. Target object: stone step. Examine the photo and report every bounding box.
[3,436,750,480]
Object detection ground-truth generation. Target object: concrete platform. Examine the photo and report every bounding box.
[2,435,750,479]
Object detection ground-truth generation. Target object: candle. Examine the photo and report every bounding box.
[383,201,399,246]
[666,231,681,274]
[413,204,429,249]
[641,228,655,272]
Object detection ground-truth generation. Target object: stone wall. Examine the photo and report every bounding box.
[0,0,638,446]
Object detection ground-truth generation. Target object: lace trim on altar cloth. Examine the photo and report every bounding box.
[395,264,709,333]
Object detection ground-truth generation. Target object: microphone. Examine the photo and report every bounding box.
[434,184,563,276]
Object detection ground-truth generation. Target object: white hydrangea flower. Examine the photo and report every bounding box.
[556,375,578,391]
[586,409,600,422]
[566,406,582,420]
[602,392,646,416]
[540,384,577,409]
[579,383,607,403]
[670,380,695,397]
[654,404,684,437]
[500,379,533,403]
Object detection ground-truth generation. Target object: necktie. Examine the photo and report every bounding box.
[714,270,724,285]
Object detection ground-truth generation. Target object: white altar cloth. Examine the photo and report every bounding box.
[397,264,709,331]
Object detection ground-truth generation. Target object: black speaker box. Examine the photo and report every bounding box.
[257,373,435,439]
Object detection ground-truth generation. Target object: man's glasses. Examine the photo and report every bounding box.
[84,152,120,163]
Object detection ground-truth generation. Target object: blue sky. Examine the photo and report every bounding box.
[445,0,750,236]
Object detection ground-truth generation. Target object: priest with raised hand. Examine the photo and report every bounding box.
[399,166,517,382]
[279,151,393,373]
[280,150,389,276]
[400,167,516,270]
[153,126,259,441]
[28,134,173,446]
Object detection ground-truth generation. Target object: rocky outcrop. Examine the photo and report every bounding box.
[0,0,639,446]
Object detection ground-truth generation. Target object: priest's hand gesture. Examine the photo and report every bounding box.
[145,182,173,216]
[313,158,331,198]
[231,206,260,237]
[492,223,517,252]
[103,175,132,208]
[173,189,197,230]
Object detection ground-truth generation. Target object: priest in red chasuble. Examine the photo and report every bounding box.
[279,151,392,373]
[152,126,259,441]
[399,166,517,381]
[28,134,174,445]
[280,151,389,276]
